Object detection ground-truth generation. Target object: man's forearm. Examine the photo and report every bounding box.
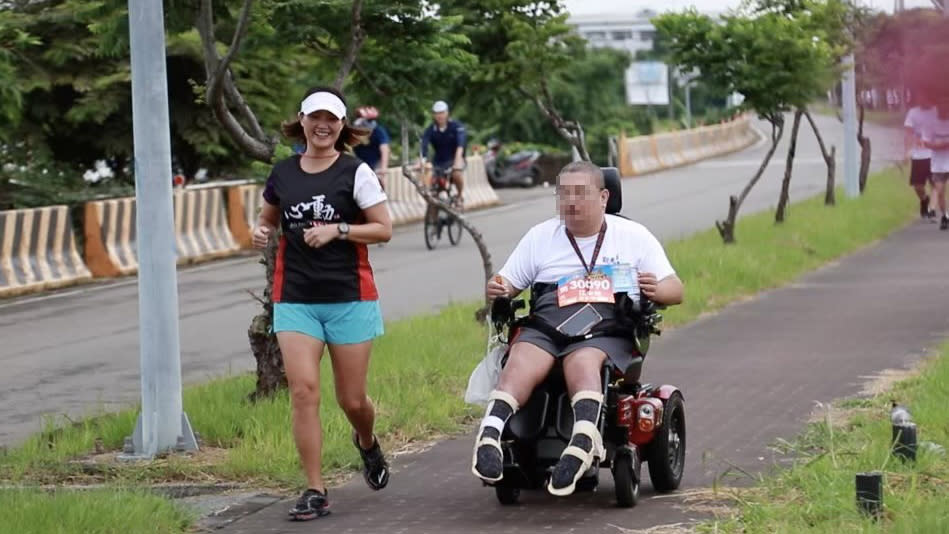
[653,276,684,305]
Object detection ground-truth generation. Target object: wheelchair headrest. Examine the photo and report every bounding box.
[602,167,622,215]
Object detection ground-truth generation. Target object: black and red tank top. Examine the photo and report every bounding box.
[263,154,382,303]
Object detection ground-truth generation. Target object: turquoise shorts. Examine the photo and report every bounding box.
[273,301,384,345]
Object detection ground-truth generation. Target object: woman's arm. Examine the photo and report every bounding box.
[256,201,279,230]
[252,201,281,249]
[340,202,392,244]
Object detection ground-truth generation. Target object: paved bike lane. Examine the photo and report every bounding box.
[212,219,949,533]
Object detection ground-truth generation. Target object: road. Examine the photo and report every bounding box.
[0,113,903,447]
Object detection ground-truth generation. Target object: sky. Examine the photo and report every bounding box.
[561,0,936,16]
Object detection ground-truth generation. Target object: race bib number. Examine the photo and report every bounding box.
[557,269,615,307]
[609,263,639,294]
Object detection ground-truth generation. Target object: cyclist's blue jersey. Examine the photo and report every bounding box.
[421,120,467,167]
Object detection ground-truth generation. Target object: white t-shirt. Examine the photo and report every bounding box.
[354,163,387,209]
[499,214,676,291]
[921,118,949,174]
[904,106,938,160]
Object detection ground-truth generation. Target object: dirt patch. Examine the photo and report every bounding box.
[79,446,230,469]
[857,358,928,397]
[606,522,695,534]
[806,355,932,428]
[642,487,755,530]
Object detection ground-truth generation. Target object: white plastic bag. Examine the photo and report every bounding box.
[464,326,507,406]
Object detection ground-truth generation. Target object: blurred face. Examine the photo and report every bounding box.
[433,110,449,127]
[299,110,343,151]
[556,171,608,233]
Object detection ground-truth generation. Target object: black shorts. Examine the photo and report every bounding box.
[910,159,932,186]
[510,292,638,372]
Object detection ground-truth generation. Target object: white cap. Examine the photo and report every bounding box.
[432,100,449,113]
[300,91,346,119]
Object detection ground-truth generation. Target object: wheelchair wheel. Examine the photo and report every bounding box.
[495,485,520,505]
[646,392,685,492]
[612,450,641,508]
[423,205,439,250]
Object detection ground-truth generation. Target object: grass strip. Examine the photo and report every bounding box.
[0,488,193,534]
[697,339,949,533]
[0,168,917,494]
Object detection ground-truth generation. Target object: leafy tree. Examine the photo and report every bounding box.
[655,9,832,242]
[749,0,859,214]
[457,45,648,164]
[442,0,599,161]
[0,0,313,207]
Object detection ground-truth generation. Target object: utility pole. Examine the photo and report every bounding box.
[123,0,197,458]
[841,53,860,198]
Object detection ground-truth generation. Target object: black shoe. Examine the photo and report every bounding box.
[941,215,949,231]
[288,488,329,521]
[354,432,390,490]
[921,196,931,218]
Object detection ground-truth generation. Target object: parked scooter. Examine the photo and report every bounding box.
[483,139,541,188]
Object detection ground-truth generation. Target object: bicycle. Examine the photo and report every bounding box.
[423,165,463,250]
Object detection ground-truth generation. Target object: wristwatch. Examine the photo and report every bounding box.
[337,221,350,239]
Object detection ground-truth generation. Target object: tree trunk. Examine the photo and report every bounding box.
[825,145,837,206]
[802,109,837,206]
[520,85,592,161]
[857,104,871,193]
[716,117,785,244]
[859,137,871,193]
[775,109,803,223]
[332,0,365,90]
[196,0,275,163]
[248,236,286,401]
[399,124,495,322]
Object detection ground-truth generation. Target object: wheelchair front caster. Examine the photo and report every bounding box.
[495,485,520,505]
[613,448,641,508]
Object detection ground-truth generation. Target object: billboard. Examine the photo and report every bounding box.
[625,61,670,106]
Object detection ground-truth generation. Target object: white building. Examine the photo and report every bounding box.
[567,10,659,57]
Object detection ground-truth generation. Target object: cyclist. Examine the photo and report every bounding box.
[352,106,391,190]
[420,100,467,208]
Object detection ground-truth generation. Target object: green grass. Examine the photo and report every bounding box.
[661,167,915,327]
[0,489,193,534]
[2,302,488,487]
[696,340,949,534]
[0,168,920,531]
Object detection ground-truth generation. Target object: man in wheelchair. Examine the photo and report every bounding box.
[473,161,684,497]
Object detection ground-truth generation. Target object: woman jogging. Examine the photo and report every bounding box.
[252,86,392,521]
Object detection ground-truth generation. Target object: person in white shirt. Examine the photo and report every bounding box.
[922,100,949,231]
[904,91,938,219]
[471,161,684,496]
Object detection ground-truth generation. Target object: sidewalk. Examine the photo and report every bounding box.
[215,221,949,534]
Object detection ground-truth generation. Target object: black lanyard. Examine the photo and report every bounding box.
[565,221,607,275]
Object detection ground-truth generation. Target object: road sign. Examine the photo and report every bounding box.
[625,61,670,106]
